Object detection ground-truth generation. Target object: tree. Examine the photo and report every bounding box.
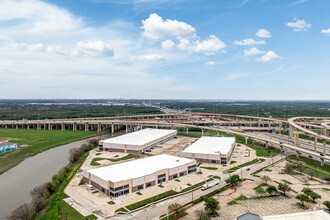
[323,201,330,211]
[32,197,46,213]
[308,170,315,179]
[296,194,311,207]
[266,185,278,195]
[88,139,99,147]
[277,183,291,196]
[69,147,82,163]
[195,209,208,220]
[168,203,184,219]
[260,175,271,185]
[204,197,220,217]
[254,187,266,197]
[302,188,313,196]
[9,203,34,220]
[44,181,57,195]
[225,175,241,187]
[283,162,294,174]
[30,185,49,200]
[297,163,304,173]
[309,192,321,202]
[52,174,61,187]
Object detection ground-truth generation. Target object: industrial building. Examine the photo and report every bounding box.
[83,154,196,197]
[98,128,177,153]
[180,136,236,164]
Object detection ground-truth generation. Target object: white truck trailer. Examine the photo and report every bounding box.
[201,179,220,190]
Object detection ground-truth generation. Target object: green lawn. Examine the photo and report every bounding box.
[224,159,260,173]
[90,154,139,165]
[281,180,292,184]
[200,166,218,170]
[289,155,330,173]
[246,144,280,157]
[0,129,96,174]
[125,190,176,211]
[227,200,238,205]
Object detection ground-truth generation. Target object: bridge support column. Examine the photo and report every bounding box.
[49,124,52,130]
[314,137,317,152]
[27,125,29,130]
[186,127,188,134]
[16,125,18,129]
[37,123,40,130]
[85,123,89,131]
[44,124,46,130]
[5,125,7,129]
[295,151,299,158]
[97,123,101,132]
[126,124,128,133]
[321,158,324,166]
[111,123,114,134]
[201,129,204,136]
[323,140,327,155]
[245,138,248,144]
[217,131,219,137]
[73,123,77,131]
[265,141,268,148]
[61,123,65,131]
[279,122,282,133]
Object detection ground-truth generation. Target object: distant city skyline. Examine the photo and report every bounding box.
[0,0,329,99]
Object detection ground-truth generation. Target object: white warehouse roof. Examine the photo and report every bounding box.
[102,128,176,146]
[182,136,235,155]
[87,154,194,183]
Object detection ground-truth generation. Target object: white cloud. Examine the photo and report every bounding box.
[177,35,226,55]
[142,13,196,39]
[206,61,216,65]
[161,40,175,50]
[0,0,81,33]
[256,51,282,62]
[130,54,164,61]
[234,38,265,46]
[255,29,271,38]
[321,28,330,35]
[286,18,311,32]
[243,47,264,56]
[226,73,248,80]
[71,41,114,57]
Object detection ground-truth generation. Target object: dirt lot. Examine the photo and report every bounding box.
[149,136,196,155]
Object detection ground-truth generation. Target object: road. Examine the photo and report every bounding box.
[111,154,284,220]
[251,132,330,154]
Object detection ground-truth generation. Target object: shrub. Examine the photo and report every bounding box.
[44,181,57,195]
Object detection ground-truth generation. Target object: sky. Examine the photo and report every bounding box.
[0,0,329,100]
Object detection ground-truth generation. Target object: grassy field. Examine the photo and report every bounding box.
[0,129,96,174]
[246,144,280,157]
[288,155,330,178]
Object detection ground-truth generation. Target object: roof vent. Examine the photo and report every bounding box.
[176,159,180,162]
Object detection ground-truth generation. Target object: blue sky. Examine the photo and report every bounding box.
[0,0,329,99]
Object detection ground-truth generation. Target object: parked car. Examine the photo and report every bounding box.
[146,149,151,152]
[86,184,94,190]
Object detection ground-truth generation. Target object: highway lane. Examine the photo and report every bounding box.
[250,132,330,154]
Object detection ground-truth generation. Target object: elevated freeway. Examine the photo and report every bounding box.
[1,113,329,165]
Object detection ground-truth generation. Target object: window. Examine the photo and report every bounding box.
[173,174,178,179]
[110,184,130,197]
[188,164,197,173]
[137,185,143,190]
[212,160,216,163]
[180,172,185,177]
[146,182,152,188]
[158,173,166,183]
